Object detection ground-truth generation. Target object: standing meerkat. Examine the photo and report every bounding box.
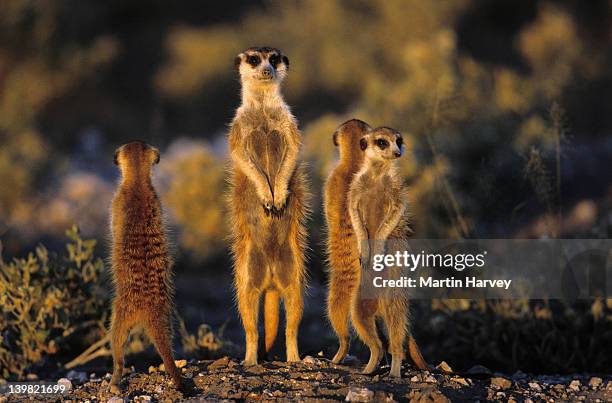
[228,47,309,365]
[348,127,429,377]
[109,141,183,393]
[323,118,371,364]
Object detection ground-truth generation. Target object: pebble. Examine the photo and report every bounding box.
[155,385,164,394]
[0,396,7,403]
[410,375,420,382]
[175,359,187,368]
[26,373,38,381]
[57,378,73,392]
[345,386,374,402]
[569,379,581,391]
[302,355,317,365]
[490,377,512,390]
[107,398,124,403]
[342,355,361,366]
[208,356,230,370]
[511,370,527,380]
[436,361,452,372]
[148,366,157,374]
[66,370,88,383]
[588,377,602,388]
[451,377,470,386]
[528,382,542,392]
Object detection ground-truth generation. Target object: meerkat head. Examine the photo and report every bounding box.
[114,140,160,177]
[333,119,372,148]
[234,47,289,88]
[360,127,404,162]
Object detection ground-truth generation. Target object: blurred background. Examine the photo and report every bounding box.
[1,0,611,380]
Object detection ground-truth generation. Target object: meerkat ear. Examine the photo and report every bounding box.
[282,55,289,70]
[332,131,339,146]
[234,55,242,71]
[153,149,160,165]
[113,150,119,165]
[360,137,368,151]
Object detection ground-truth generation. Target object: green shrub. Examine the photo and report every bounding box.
[0,226,108,379]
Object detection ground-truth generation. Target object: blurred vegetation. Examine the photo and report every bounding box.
[0,226,107,379]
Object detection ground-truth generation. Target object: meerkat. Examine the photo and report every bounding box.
[109,141,183,393]
[323,118,372,364]
[348,127,429,377]
[227,47,309,365]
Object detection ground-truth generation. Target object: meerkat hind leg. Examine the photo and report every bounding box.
[352,299,382,374]
[382,301,407,377]
[237,284,262,366]
[282,282,303,362]
[145,315,183,390]
[109,308,131,393]
[327,278,353,364]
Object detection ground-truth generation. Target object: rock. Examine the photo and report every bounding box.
[107,398,124,403]
[175,359,187,369]
[528,382,542,392]
[490,377,512,390]
[57,378,73,392]
[511,370,527,380]
[467,365,492,375]
[208,356,230,370]
[302,355,317,365]
[272,390,284,397]
[26,373,38,380]
[148,366,157,374]
[424,375,437,383]
[410,375,420,382]
[589,377,603,388]
[65,370,86,383]
[569,379,581,391]
[155,385,164,394]
[451,377,470,386]
[0,396,8,403]
[346,386,374,402]
[436,361,452,372]
[606,381,612,390]
[524,399,534,403]
[407,386,450,403]
[342,355,361,366]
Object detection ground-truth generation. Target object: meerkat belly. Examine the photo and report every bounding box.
[245,128,287,187]
[361,187,391,239]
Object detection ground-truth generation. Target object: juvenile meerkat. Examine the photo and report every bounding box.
[109,141,183,392]
[348,127,429,377]
[228,47,309,365]
[323,118,372,364]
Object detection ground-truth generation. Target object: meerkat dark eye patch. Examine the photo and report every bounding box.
[247,55,261,67]
[269,54,280,67]
[376,139,389,149]
[360,138,368,150]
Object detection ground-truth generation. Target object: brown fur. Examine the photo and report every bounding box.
[348,128,429,377]
[108,141,183,392]
[323,119,371,364]
[228,47,309,365]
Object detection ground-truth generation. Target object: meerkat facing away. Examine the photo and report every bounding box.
[228,47,309,365]
[323,118,371,364]
[109,141,183,392]
[348,127,429,377]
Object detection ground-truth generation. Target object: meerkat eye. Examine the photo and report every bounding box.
[376,139,389,149]
[269,54,279,67]
[396,137,403,148]
[247,55,260,67]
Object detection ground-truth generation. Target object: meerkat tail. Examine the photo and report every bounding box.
[408,335,430,370]
[264,289,280,352]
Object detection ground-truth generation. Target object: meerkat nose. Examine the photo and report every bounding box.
[394,151,401,158]
[261,66,273,78]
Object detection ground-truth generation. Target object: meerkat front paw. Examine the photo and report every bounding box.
[273,186,289,212]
